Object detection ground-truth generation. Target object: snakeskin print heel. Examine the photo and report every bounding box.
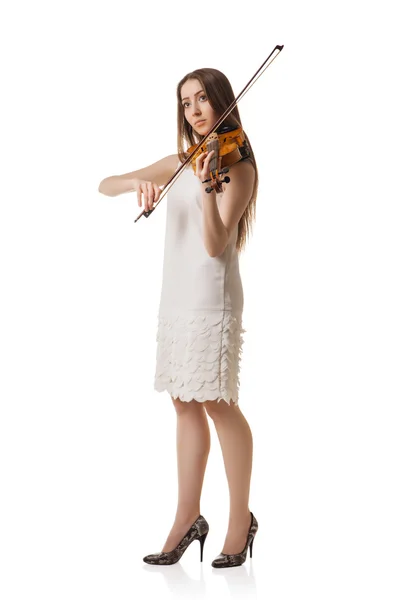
[143,514,209,565]
[211,511,258,568]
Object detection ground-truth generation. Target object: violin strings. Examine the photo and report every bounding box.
[134,45,284,222]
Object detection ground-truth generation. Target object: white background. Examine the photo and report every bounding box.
[1,0,399,598]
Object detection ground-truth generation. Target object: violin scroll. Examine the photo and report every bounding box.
[134,44,284,222]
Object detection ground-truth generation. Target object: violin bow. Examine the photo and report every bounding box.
[134,44,284,223]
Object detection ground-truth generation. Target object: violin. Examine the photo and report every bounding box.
[135,44,284,222]
[187,125,250,194]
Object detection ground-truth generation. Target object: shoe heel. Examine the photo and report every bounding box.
[249,536,254,558]
[199,531,208,562]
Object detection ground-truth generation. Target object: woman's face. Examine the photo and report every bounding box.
[180,78,219,135]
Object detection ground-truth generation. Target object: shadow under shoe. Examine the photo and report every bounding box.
[211,511,258,568]
[143,514,209,565]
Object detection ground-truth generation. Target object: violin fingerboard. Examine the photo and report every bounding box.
[207,138,219,172]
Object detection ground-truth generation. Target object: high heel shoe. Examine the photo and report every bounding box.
[211,511,258,568]
[143,514,209,565]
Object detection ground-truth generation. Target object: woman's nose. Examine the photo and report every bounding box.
[192,103,201,117]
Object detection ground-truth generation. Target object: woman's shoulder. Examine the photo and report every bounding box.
[164,153,180,167]
[230,157,256,179]
[155,153,181,178]
[219,158,255,194]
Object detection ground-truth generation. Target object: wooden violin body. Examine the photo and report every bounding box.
[187,126,251,193]
[134,44,284,221]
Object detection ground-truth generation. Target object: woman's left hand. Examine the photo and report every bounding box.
[194,150,215,185]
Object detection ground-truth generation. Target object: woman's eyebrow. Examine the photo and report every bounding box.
[181,90,204,102]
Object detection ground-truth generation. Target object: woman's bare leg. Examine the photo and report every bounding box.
[204,399,253,554]
[161,396,211,552]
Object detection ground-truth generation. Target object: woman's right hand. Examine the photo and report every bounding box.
[134,179,162,212]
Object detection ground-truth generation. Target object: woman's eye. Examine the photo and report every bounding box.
[183,95,207,108]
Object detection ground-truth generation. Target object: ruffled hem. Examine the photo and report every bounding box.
[154,311,246,405]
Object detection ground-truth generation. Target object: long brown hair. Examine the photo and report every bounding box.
[176,68,258,255]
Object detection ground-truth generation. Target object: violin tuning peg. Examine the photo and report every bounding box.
[220,167,230,174]
[205,186,214,193]
[223,176,231,184]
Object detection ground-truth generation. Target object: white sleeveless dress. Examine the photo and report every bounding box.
[154,160,246,406]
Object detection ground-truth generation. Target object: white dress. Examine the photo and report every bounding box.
[154,160,246,406]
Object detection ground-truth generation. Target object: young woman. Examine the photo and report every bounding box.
[99,68,259,568]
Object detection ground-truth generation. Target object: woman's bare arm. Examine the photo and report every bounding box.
[98,153,179,196]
